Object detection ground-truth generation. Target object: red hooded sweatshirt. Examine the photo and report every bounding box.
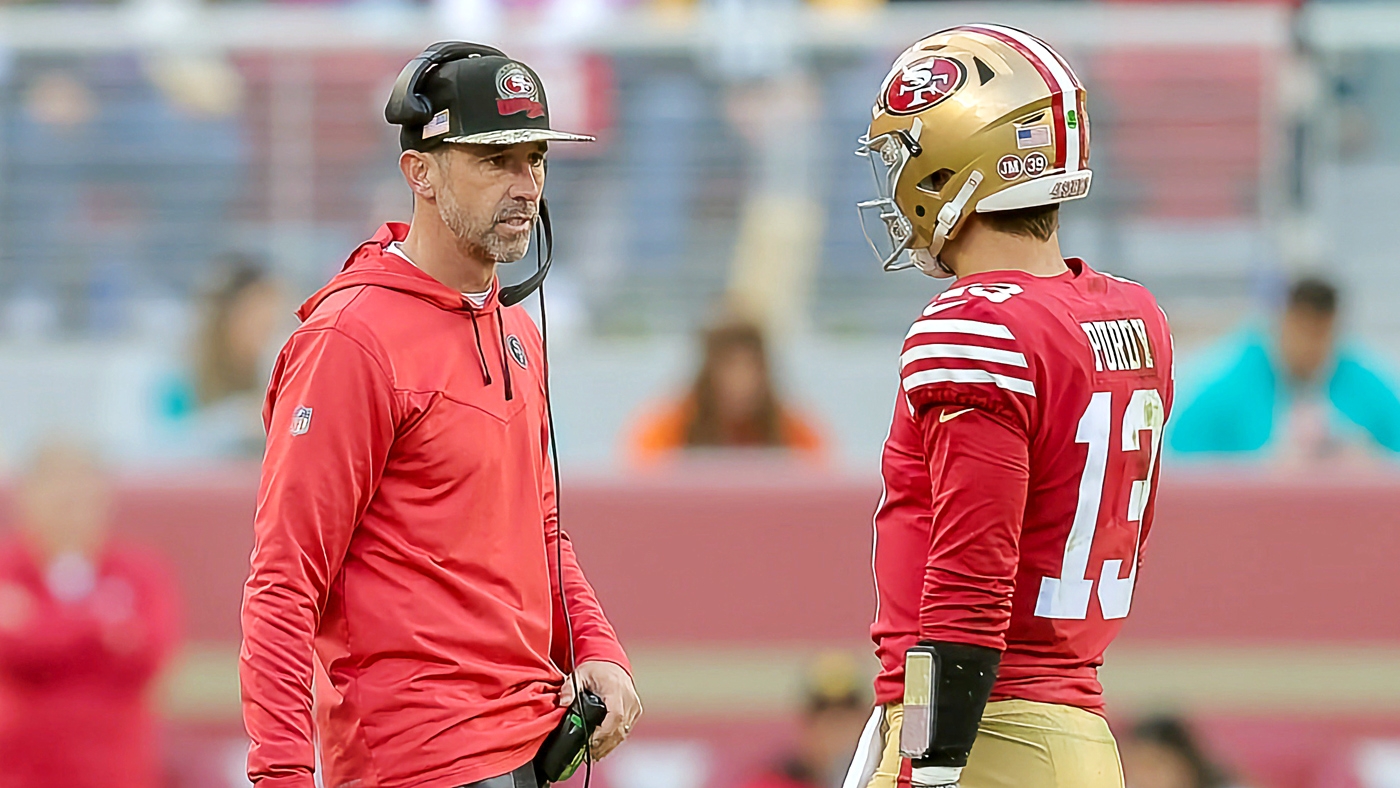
[240,223,630,788]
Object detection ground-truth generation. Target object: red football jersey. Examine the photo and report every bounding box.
[871,258,1174,714]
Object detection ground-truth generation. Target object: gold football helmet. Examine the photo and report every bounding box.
[857,24,1092,276]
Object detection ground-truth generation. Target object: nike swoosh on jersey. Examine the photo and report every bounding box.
[939,407,974,423]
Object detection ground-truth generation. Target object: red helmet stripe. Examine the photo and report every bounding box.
[953,25,1082,174]
[1076,90,1089,169]
[1033,32,1083,89]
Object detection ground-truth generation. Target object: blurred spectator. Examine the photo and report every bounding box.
[627,315,826,466]
[737,653,872,788]
[4,58,246,334]
[1120,716,1239,788]
[192,261,284,409]
[1169,276,1400,461]
[0,439,179,788]
[159,258,288,458]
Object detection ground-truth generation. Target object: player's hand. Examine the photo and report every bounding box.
[557,660,642,759]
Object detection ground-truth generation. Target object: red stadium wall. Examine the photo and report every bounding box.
[5,467,1397,787]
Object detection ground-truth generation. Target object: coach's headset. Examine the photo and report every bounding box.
[384,42,554,309]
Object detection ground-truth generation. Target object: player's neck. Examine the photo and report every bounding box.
[943,222,1068,280]
[401,205,497,295]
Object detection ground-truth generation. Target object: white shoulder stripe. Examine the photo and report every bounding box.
[922,299,968,316]
[906,318,1015,341]
[903,368,1037,397]
[901,343,1029,369]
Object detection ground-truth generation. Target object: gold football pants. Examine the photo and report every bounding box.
[850,699,1124,788]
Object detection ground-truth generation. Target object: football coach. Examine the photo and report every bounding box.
[240,43,640,788]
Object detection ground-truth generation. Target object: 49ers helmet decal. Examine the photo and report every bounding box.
[857,24,1094,277]
[882,57,967,115]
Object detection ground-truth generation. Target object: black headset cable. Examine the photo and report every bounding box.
[537,223,594,788]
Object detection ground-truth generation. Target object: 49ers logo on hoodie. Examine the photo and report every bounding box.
[507,335,528,369]
[883,56,966,115]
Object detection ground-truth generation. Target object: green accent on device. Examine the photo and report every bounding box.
[556,709,591,781]
[533,689,609,784]
[1066,109,1078,129]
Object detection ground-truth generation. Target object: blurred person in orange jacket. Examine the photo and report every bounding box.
[628,315,826,466]
[0,439,180,788]
[738,654,873,788]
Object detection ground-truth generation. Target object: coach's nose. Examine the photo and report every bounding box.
[506,155,544,204]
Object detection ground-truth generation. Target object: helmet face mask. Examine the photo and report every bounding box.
[856,132,918,272]
[857,24,1095,278]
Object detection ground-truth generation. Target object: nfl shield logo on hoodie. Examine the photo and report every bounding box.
[291,406,313,436]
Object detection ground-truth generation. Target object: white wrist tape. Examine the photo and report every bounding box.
[911,764,962,787]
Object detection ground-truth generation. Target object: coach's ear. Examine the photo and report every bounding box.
[399,149,439,202]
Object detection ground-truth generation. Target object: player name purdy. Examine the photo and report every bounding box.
[1080,318,1156,373]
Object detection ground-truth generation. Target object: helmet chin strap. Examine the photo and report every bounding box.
[911,169,983,280]
[911,248,955,279]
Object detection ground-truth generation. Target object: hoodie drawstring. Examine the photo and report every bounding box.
[495,308,514,402]
[469,310,493,387]
[468,305,514,402]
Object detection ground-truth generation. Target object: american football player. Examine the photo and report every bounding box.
[844,25,1175,788]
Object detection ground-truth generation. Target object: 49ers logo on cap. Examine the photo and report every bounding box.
[496,63,544,119]
[883,56,966,115]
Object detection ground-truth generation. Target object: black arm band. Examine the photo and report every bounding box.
[911,640,1001,769]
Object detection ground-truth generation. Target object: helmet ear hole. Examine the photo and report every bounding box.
[974,57,996,85]
[917,169,955,194]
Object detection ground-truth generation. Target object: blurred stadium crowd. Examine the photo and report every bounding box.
[0,0,1399,785]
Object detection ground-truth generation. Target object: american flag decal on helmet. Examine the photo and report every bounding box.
[954,24,1088,174]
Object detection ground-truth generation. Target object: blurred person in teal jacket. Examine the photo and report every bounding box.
[1169,277,1400,461]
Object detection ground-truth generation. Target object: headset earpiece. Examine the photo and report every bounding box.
[384,42,508,127]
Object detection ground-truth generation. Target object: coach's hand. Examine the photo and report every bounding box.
[558,660,642,759]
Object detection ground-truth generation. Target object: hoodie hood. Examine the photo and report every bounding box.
[297,222,499,321]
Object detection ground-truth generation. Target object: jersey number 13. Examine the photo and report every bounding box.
[1035,388,1166,621]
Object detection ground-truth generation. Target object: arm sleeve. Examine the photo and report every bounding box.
[240,327,396,788]
[541,413,630,675]
[915,404,1030,651]
[1334,355,1400,453]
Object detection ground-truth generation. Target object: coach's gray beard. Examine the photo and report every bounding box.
[438,191,532,264]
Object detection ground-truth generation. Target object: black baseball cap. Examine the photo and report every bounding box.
[391,49,594,152]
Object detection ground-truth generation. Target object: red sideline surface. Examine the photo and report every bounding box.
[31,465,1397,647]
[5,466,1398,788]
